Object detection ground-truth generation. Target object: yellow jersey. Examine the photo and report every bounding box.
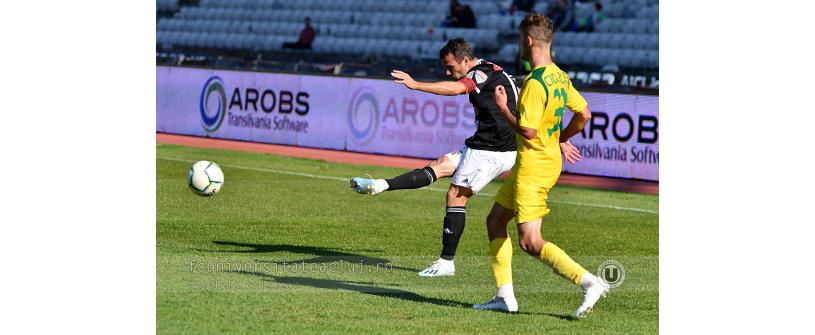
[514,63,588,187]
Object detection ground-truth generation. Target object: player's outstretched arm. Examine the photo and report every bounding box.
[560,107,591,142]
[495,85,537,140]
[391,70,467,96]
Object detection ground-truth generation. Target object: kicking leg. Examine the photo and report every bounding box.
[349,155,457,195]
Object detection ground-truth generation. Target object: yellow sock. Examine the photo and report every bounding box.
[489,237,513,288]
[539,242,588,285]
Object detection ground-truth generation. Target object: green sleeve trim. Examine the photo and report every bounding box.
[529,67,549,111]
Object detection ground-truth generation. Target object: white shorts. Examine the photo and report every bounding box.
[444,146,517,193]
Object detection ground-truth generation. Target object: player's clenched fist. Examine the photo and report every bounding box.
[391,70,418,90]
[494,85,507,108]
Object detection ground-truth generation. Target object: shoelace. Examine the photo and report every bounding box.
[484,296,503,305]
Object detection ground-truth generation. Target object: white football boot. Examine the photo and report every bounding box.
[473,295,518,313]
[574,277,609,318]
[418,259,455,277]
[349,177,389,195]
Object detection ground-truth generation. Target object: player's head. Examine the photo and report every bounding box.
[519,13,554,61]
[439,38,477,80]
[304,17,311,27]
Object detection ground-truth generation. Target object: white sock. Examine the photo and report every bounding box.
[497,284,515,299]
[580,271,598,289]
[377,179,390,191]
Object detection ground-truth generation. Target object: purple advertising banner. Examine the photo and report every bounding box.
[561,93,659,181]
[157,66,658,181]
[156,66,349,150]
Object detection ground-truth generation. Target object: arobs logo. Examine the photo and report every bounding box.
[347,87,379,145]
[200,76,227,132]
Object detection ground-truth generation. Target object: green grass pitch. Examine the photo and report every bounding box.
[157,143,658,334]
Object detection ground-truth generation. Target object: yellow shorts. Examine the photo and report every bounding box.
[495,170,552,224]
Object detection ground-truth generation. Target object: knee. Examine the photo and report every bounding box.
[486,205,511,226]
[486,211,497,224]
[429,158,455,178]
[447,186,471,205]
[446,187,458,203]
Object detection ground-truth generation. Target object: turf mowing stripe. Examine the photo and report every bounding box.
[158,156,657,214]
[547,200,658,214]
[421,187,658,214]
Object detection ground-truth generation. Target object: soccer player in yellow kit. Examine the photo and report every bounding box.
[472,13,608,318]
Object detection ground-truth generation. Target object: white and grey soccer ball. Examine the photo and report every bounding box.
[187,160,224,196]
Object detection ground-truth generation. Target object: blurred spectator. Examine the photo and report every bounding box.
[282,17,316,50]
[573,2,605,32]
[512,0,536,12]
[546,0,574,31]
[443,0,477,28]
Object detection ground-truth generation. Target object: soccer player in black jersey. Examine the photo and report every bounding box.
[350,38,521,277]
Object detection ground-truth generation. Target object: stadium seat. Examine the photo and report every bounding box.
[583,33,601,49]
[621,34,638,49]
[157,0,658,70]
[498,44,519,62]
[572,33,589,48]
[533,2,550,14]
[623,49,639,67]
[649,20,659,34]
[156,0,180,12]
[554,47,576,64]
[607,49,626,66]
[647,35,658,50]
[605,3,626,18]
[594,19,614,33]
[647,50,658,68]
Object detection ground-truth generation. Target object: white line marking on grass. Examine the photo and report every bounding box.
[159,156,346,181]
[158,156,657,215]
[548,200,657,214]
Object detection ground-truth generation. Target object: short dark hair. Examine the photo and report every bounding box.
[439,38,475,62]
[520,12,554,44]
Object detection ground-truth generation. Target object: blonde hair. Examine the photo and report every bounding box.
[519,13,554,45]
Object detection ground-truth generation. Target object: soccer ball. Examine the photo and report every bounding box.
[187,160,224,196]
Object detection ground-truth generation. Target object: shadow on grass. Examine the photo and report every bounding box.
[231,270,472,308]
[229,270,579,320]
[469,308,575,319]
[540,312,577,321]
[207,241,420,273]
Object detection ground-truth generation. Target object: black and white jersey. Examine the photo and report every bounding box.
[457,59,519,152]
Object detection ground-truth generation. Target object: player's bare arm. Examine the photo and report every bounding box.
[494,85,536,140]
[495,85,581,164]
[391,70,467,96]
[560,107,591,142]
